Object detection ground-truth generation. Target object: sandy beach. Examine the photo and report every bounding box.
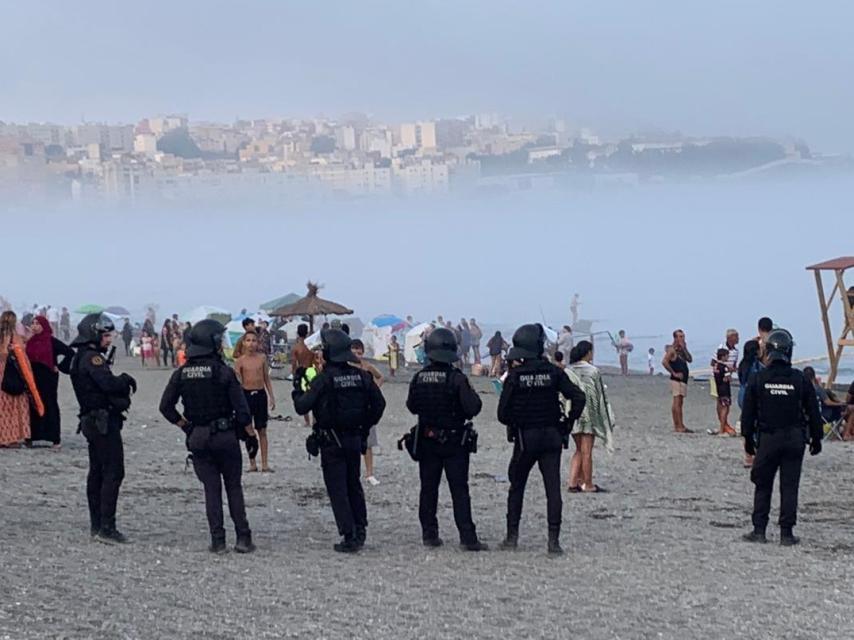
[2,357,853,639]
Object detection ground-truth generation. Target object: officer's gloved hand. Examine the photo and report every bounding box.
[809,437,822,456]
[743,437,756,457]
[120,373,138,394]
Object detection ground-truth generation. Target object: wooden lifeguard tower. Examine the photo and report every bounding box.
[806,256,854,387]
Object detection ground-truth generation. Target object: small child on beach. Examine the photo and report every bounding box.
[176,342,187,367]
[235,331,276,472]
[350,339,384,486]
[711,347,736,436]
[647,347,655,375]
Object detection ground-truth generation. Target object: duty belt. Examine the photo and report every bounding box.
[195,417,232,432]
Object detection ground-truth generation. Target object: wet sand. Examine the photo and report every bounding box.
[1,358,853,639]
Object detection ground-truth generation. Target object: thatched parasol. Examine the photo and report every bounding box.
[269,282,354,332]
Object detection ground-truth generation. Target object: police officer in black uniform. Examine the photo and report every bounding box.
[406,328,487,551]
[293,329,386,553]
[159,319,256,554]
[70,313,136,544]
[497,323,586,555]
[741,329,823,546]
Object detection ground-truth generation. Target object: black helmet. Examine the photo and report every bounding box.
[186,319,226,358]
[322,328,357,364]
[71,313,115,347]
[765,328,794,364]
[507,323,546,361]
[425,327,459,364]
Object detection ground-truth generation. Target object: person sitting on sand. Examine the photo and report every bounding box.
[235,331,276,472]
[662,329,692,433]
[565,340,614,493]
[350,339,384,486]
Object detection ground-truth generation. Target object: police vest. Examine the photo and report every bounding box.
[320,365,371,431]
[178,359,233,426]
[411,366,465,429]
[755,367,807,433]
[506,363,563,429]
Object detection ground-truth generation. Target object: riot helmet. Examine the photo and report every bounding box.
[71,313,116,347]
[506,323,546,361]
[425,327,459,364]
[186,319,226,358]
[322,328,358,364]
[765,328,794,364]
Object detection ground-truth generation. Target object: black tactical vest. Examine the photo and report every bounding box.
[506,361,562,429]
[177,358,233,426]
[411,365,464,429]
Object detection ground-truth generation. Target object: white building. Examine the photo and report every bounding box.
[134,133,158,158]
[335,125,357,151]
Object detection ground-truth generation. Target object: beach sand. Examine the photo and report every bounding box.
[1,358,853,639]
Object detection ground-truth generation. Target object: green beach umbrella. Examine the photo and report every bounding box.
[75,304,105,314]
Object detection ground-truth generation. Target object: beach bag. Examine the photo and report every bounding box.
[1,353,26,396]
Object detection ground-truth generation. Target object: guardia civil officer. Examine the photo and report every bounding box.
[70,313,136,545]
[405,328,487,551]
[159,320,256,554]
[497,323,586,555]
[741,329,823,546]
[293,329,386,553]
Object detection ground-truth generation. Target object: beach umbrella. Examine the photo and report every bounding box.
[184,305,232,325]
[259,293,301,312]
[75,304,104,314]
[269,282,353,333]
[104,306,131,317]
[370,314,407,332]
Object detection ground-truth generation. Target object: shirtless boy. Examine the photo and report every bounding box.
[235,331,276,472]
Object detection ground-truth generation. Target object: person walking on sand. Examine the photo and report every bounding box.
[647,347,656,375]
[1,311,33,448]
[615,330,633,376]
[60,307,71,342]
[351,339,384,486]
[234,331,276,473]
[121,319,133,357]
[487,331,509,378]
[469,318,483,365]
[565,341,615,493]
[709,348,737,437]
[663,329,693,433]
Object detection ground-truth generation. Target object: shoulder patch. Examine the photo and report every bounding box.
[91,355,105,366]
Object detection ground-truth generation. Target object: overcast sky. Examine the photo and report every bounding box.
[2,1,854,152]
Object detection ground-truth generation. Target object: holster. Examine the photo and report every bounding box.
[398,424,421,461]
[461,424,479,454]
[80,409,110,438]
[558,419,571,450]
[506,424,517,443]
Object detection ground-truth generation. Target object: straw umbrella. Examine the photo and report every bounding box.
[269,282,353,332]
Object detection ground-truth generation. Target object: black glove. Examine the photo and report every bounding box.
[743,436,756,457]
[809,437,822,456]
[121,373,137,394]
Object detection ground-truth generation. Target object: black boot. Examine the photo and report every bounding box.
[234,534,256,554]
[741,529,768,544]
[355,527,367,549]
[334,534,360,554]
[780,528,800,547]
[209,537,228,554]
[423,536,444,548]
[500,523,519,550]
[547,527,563,556]
[461,540,489,552]
[95,528,129,545]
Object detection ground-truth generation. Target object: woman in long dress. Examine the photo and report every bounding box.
[26,316,74,448]
[564,340,615,493]
[0,311,32,448]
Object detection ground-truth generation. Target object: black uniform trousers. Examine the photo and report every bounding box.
[507,427,563,530]
[84,426,125,533]
[189,427,251,541]
[750,427,806,531]
[320,432,367,537]
[418,437,477,544]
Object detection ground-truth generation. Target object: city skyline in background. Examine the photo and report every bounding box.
[3,1,854,152]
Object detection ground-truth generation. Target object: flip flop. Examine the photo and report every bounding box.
[567,486,582,493]
[261,468,275,473]
[582,484,608,493]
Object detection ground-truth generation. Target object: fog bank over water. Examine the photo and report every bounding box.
[6,176,853,359]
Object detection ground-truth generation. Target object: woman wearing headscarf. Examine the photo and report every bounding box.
[564,340,615,493]
[26,316,74,448]
[1,311,33,447]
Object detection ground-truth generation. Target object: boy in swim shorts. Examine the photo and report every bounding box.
[235,331,276,472]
